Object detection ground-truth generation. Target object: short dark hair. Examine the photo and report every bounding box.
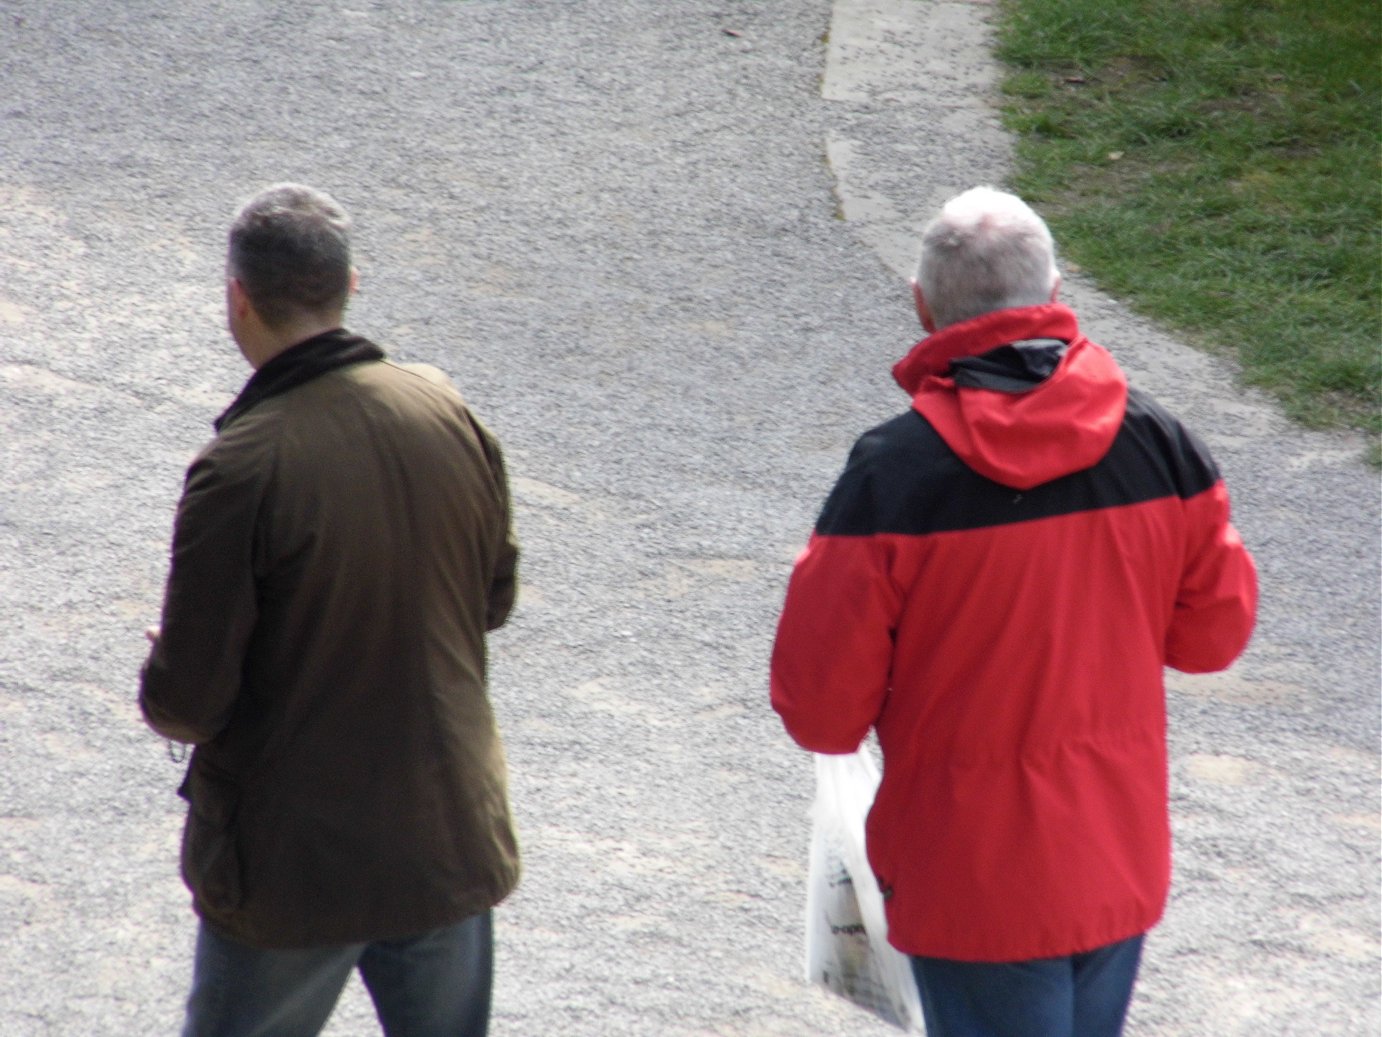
[227,183,352,328]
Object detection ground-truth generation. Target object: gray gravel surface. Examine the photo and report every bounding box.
[1,1,1377,1034]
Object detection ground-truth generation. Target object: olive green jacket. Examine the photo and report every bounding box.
[140,331,520,948]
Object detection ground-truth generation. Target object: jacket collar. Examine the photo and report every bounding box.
[215,328,385,432]
[892,303,1082,395]
[896,303,1128,489]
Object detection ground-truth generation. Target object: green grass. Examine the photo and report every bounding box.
[992,0,1381,456]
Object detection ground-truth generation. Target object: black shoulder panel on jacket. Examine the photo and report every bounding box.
[815,387,1221,537]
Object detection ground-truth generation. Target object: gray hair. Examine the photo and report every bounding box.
[915,186,1059,330]
[227,183,352,328]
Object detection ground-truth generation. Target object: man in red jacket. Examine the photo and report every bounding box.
[771,186,1257,1037]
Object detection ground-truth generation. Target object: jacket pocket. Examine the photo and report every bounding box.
[177,758,244,913]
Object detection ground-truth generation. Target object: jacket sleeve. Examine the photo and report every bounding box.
[1165,479,1258,672]
[770,441,903,753]
[476,418,519,631]
[401,363,520,629]
[139,444,263,744]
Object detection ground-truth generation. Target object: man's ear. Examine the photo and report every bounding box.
[1049,273,1062,303]
[227,276,254,320]
[911,279,936,333]
[348,267,360,296]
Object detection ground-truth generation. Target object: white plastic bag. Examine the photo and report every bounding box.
[805,747,925,1032]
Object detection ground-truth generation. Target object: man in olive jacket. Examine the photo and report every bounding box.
[140,183,520,1037]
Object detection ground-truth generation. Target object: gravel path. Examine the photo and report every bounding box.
[0,1,1376,1034]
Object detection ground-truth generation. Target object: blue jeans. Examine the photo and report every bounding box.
[910,933,1144,1037]
[181,912,493,1037]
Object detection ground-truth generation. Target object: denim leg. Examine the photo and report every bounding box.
[1071,934,1144,1037]
[358,912,494,1037]
[181,922,362,1037]
[909,933,1145,1037]
[910,953,1073,1037]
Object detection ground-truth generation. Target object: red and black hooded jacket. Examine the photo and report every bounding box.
[771,303,1257,962]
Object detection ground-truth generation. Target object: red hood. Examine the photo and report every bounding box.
[893,304,1128,490]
